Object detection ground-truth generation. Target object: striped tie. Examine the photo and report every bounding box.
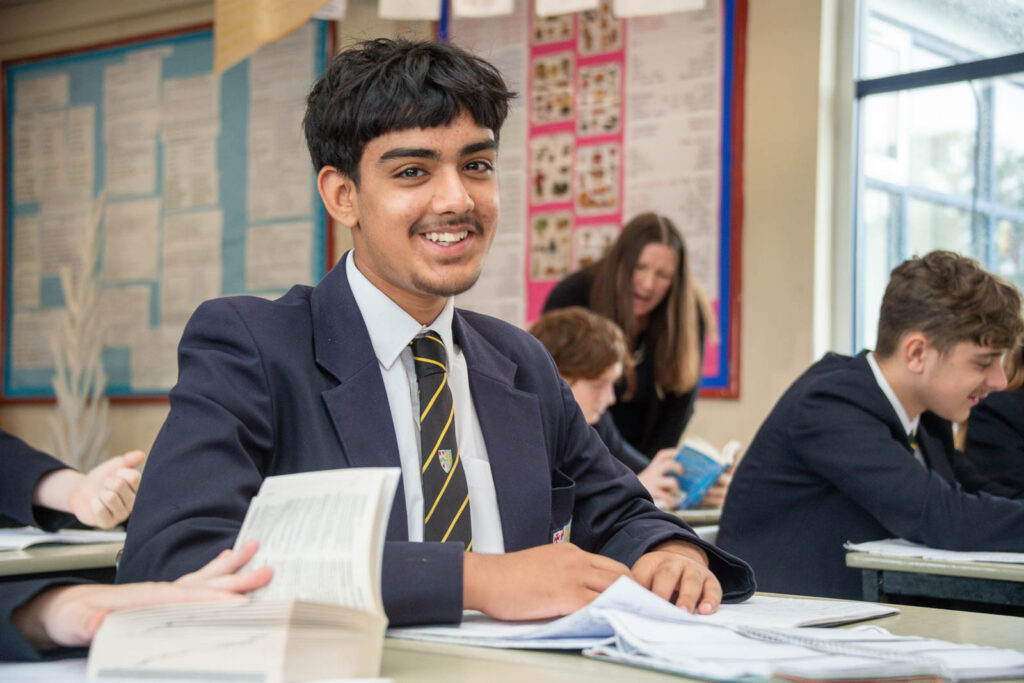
[410,331,472,549]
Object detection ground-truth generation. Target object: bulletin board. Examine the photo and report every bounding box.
[451,0,746,397]
[2,21,331,400]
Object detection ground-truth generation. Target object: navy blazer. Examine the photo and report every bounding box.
[717,351,1024,600]
[118,254,754,624]
[1,430,85,662]
[963,391,1024,497]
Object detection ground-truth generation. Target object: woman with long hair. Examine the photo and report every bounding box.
[543,212,715,457]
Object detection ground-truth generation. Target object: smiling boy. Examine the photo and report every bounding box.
[118,38,754,624]
[718,250,1024,599]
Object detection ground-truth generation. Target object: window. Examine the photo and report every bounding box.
[852,0,1024,350]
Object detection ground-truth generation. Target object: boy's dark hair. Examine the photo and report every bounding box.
[303,37,515,184]
[875,250,1024,358]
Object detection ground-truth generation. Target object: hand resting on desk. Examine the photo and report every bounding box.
[462,540,721,621]
[10,539,272,651]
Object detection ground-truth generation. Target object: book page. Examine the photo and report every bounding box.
[234,468,400,614]
[845,538,1024,564]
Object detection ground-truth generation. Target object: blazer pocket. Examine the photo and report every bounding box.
[550,467,575,543]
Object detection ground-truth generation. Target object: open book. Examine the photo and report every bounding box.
[87,467,401,683]
[672,438,740,509]
[390,577,1024,681]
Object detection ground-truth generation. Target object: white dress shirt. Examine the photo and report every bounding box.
[346,252,505,553]
[867,351,924,467]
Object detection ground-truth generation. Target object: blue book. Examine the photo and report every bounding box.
[672,444,728,509]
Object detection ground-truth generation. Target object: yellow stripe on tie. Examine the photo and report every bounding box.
[420,375,447,422]
[425,333,444,347]
[420,407,454,474]
[466,540,472,552]
[413,356,446,371]
[441,494,471,543]
[423,451,460,525]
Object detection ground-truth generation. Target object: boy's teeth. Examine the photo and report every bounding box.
[425,231,468,244]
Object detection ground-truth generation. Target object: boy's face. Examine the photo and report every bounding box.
[567,363,621,425]
[327,110,499,321]
[917,341,1007,422]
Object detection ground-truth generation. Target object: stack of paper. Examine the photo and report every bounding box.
[389,577,1024,681]
[845,538,1024,564]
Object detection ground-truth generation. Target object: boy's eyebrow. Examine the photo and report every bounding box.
[378,147,438,163]
[376,139,496,165]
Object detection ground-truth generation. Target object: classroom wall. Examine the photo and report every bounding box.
[0,0,836,458]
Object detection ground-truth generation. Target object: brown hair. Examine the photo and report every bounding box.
[529,307,632,383]
[587,212,714,394]
[875,250,1024,359]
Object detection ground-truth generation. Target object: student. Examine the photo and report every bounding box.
[961,347,1024,498]
[0,432,272,661]
[529,307,683,507]
[543,213,714,458]
[717,250,1024,600]
[1,429,145,531]
[118,38,755,625]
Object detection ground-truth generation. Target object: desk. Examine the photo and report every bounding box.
[847,551,1024,616]
[0,542,121,581]
[3,600,1022,681]
[674,507,721,526]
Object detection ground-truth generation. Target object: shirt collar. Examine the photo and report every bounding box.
[867,351,919,437]
[345,250,456,369]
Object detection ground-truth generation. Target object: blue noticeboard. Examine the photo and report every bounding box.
[2,22,330,399]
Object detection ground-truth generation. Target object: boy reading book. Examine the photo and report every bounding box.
[530,307,732,509]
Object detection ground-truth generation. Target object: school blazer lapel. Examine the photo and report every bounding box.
[454,313,552,552]
[311,253,408,540]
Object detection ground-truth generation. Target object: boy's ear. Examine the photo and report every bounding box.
[903,332,931,374]
[318,167,358,228]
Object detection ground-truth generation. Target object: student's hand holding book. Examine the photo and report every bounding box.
[699,461,737,509]
[637,448,683,507]
[11,539,272,651]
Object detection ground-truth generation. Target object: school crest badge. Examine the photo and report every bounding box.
[438,449,453,473]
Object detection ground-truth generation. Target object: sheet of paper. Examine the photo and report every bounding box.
[102,198,161,282]
[15,73,69,112]
[98,285,152,348]
[845,538,1024,564]
[378,0,441,20]
[130,325,183,391]
[452,0,514,17]
[214,0,327,73]
[10,309,60,369]
[535,0,598,16]
[613,0,706,17]
[66,105,96,191]
[13,215,41,309]
[40,194,90,276]
[624,1,722,295]
[246,222,313,290]
[161,209,223,325]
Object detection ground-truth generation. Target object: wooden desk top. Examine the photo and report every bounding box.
[0,542,122,577]
[846,551,1024,583]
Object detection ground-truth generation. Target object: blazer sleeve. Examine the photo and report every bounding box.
[0,579,90,662]
[593,413,649,474]
[0,431,77,530]
[547,362,755,602]
[117,299,279,585]
[789,384,1024,551]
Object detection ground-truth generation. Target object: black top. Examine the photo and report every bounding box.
[0,430,86,662]
[963,391,1024,498]
[543,269,701,458]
